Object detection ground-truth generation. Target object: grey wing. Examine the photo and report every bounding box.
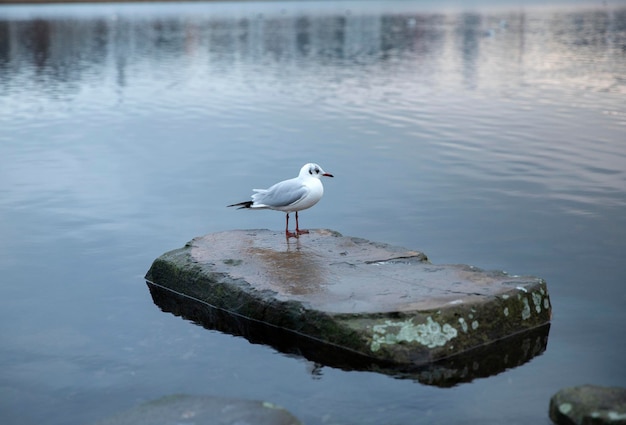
[252,180,309,208]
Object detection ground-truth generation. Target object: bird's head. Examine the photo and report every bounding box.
[300,163,334,179]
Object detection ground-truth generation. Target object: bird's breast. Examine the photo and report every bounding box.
[291,179,323,212]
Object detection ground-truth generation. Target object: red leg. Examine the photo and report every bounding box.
[285,213,296,238]
[295,211,309,235]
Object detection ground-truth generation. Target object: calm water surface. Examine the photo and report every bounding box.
[1,1,625,424]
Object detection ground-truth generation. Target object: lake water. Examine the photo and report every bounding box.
[1,1,625,424]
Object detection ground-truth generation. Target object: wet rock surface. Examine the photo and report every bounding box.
[91,394,302,425]
[549,385,626,425]
[145,229,552,370]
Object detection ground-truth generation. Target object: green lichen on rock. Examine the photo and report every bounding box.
[370,316,458,351]
[522,297,531,320]
[458,317,468,332]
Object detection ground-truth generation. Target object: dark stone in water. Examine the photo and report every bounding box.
[145,229,552,384]
[91,394,302,425]
[549,385,626,425]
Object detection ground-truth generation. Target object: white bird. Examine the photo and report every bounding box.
[228,163,334,238]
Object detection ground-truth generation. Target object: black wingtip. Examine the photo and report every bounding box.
[227,201,254,209]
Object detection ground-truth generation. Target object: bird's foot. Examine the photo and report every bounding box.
[285,229,309,239]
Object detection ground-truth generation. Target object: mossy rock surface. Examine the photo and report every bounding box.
[146,229,552,366]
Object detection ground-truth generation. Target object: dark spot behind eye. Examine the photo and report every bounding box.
[309,168,313,175]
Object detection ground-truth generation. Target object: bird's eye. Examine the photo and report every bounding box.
[314,167,320,174]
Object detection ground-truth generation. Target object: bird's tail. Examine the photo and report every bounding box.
[227,201,254,209]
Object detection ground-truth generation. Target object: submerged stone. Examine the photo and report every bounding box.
[91,394,302,425]
[145,229,552,382]
[549,385,626,425]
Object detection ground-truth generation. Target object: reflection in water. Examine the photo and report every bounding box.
[458,13,481,89]
[1,5,624,95]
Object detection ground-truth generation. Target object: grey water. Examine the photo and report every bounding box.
[1,1,625,424]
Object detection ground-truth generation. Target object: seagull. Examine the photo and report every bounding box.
[228,163,334,238]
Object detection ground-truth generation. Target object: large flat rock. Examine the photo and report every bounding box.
[145,229,551,370]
